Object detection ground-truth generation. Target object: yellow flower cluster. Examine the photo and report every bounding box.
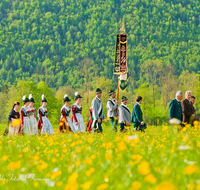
[0,123,199,189]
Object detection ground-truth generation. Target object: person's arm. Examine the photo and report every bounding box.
[182,100,193,118]
[119,107,126,123]
[20,109,24,124]
[7,110,13,124]
[61,108,67,119]
[168,100,174,119]
[38,109,43,124]
[135,104,143,123]
[124,111,131,125]
[131,107,135,122]
[71,105,78,122]
[92,99,100,120]
[107,101,118,111]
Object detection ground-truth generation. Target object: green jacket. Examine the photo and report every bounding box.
[132,103,143,127]
[168,99,182,121]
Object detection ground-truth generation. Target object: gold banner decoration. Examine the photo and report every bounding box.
[114,34,128,75]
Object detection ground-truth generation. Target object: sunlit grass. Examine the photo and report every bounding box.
[0,123,199,189]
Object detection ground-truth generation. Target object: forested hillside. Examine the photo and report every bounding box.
[0,0,200,90]
[0,0,200,124]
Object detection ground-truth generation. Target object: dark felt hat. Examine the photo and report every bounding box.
[63,94,71,102]
[29,94,35,103]
[74,92,82,99]
[22,95,29,103]
[41,94,48,102]
[109,89,115,96]
[122,96,128,101]
[96,88,102,94]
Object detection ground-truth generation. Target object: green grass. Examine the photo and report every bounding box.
[0,123,199,190]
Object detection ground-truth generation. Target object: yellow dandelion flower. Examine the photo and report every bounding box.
[87,137,93,143]
[97,183,107,190]
[33,155,39,161]
[84,158,92,165]
[22,147,29,153]
[1,155,9,161]
[8,161,21,170]
[75,161,81,166]
[156,181,177,190]
[37,162,48,171]
[105,153,112,161]
[117,141,126,151]
[68,173,78,184]
[52,158,57,163]
[86,170,91,177]
[188,183,195,190]
[33,182,38,187]
[56,181,63,187]
[131,181,141,189]
[144,174,157,184]
[184,165,197,175]
[62,149,67,153]
[51,170,62,180]
[138,161,151,175]
[80,181,93,189]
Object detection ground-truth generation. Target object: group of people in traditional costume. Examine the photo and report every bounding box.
[4,88,148,136]
[3,88,198,136]
[169,91,198,127]
[86,88,146,133]
[3,94,54,136]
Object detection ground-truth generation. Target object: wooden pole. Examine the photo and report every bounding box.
[116,75,120,115]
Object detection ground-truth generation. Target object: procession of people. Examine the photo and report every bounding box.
[3,88,198,136]
[169,91,199,127]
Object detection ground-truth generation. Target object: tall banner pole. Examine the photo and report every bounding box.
[114,20,128,117]
[116,76,120,115]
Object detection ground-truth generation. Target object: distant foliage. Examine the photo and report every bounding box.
[0,0,200,90]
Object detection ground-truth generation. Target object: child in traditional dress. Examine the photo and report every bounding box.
[37,94,54,135]
[7,101,20,136]
[71,92,85,132]
[86,107,93,133]
[19,95,32,135]
[28,94,38,135]
[59,94,75,133]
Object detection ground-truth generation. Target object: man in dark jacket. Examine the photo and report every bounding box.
[168,91,183,122]
[182,91,195,124]
[132,96,146,132]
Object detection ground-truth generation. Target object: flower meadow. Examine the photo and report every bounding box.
[0,124,200,190]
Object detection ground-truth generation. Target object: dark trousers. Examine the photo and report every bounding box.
[119,123,126,132]
[109,117,117,133]
[133,123,146,132]
[94,120,103,133]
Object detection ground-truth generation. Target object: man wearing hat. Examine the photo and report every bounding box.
[132,96,146,132]
[107,89,119,132]
[119,96,131,132]
[92,88,105,133]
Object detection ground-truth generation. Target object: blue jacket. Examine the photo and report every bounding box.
[168,99,182,121]
[132,103,143,127]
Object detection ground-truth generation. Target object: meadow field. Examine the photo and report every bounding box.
[0,124,199,190]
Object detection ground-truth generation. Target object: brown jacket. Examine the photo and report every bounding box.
[181,99,194,123]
